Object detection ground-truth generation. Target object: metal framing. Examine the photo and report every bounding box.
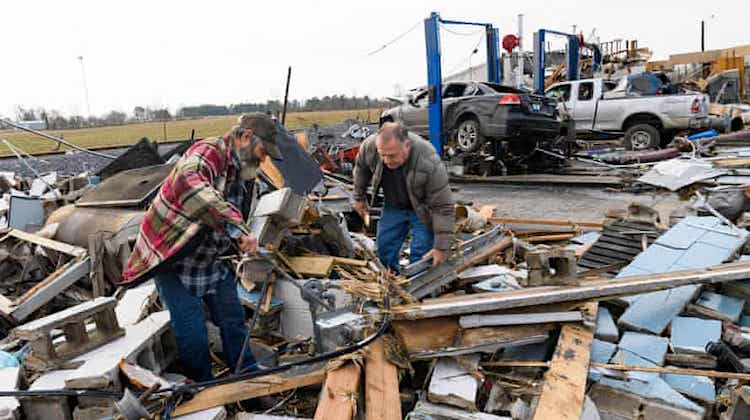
[424,12,500,155]
[533,29,603,94]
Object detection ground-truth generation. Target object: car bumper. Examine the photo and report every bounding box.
[689,116,710,129]
[482,112,561,141]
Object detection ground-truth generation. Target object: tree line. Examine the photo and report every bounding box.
[5,95,392,131]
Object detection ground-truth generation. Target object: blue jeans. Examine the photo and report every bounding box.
[154,268,257,381]
[377,207,435,272]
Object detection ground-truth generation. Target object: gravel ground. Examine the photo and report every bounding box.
[453,183,686,222]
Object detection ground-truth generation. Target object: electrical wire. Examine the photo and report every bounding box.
[366,20,422,57]
[0,286,392,414]
[439,23,484,37]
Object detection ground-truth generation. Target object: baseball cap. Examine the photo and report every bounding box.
[237,113,283,160]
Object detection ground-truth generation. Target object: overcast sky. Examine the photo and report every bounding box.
[1,0,747,118]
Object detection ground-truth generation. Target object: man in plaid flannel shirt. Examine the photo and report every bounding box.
[123,113,282,381]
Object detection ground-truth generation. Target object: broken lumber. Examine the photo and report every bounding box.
[314,363,361,420]
[488,217,603,229]
[392,261,750,320]
[285,256,335,277]
[174,367,326,417]
[392,318,552,359]
[591,363,750,380]
[10,256,91,322]
[365,338,401,420]
[532,302,597,420]
[482,361,549,368]
[2,229,87,257]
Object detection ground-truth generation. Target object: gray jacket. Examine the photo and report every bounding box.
[353,133,454,251]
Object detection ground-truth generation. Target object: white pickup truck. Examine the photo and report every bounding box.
[545,78,710,150]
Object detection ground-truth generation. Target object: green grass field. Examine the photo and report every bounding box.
[0,109,381,157]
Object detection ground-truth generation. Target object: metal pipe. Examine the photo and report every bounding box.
[0,117,116,159]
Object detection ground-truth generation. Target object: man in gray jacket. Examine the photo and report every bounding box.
[353,122,454,271]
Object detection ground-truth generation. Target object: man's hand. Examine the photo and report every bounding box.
[424,248,448,267]
[238,233,259,255]
[353,201,370,226]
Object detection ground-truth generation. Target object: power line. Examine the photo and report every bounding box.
[439,23,484,37]
[366,20,422,57]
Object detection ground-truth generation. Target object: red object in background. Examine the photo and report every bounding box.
[314,144,360,173]
[502,34,519,53]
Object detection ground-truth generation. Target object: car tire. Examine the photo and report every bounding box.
[455,118,485,152]
[623,124,660,151]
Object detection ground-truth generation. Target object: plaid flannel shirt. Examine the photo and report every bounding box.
[171,152,245,296]
[122,135,251,286]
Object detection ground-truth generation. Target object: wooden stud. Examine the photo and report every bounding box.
[365,338,402,420]
[174,368,326,417]
[314,363,362,420]
[532,302,597,420]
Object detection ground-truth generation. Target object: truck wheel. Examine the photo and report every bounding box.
[624,124,660,151]
[456,118,485,152]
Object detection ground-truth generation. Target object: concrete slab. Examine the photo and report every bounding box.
[617,216,748,334]
[590,339,617,364]
[0,367,20,419]
[662,370,716,404]
[595,307,619,342]
[618,286,700,335]
[590,377,704,419]
[694,291,745,322]
[671,316,721,354]
[428,355,481,411]
[618,332,668,364]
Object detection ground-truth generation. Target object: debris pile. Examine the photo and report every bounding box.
[5,117,750,420]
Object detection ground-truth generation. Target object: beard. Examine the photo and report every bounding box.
[237,141,261,181]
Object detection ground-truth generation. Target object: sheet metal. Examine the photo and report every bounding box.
[45,205,144,248]
[77,163,173,208]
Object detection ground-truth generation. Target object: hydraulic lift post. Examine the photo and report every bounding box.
[532,29,603,94]
[424,12,500,156]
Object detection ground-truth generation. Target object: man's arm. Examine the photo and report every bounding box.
[352,138,374,203]
[177,144,251,235]
[424,157,455,253]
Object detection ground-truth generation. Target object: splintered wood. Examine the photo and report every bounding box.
[532,302,597,420]
[314,363,362,420]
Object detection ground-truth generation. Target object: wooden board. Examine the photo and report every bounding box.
[3,229,87,257]
[392,317,553,359]
[11,257,91,322]
[489,217,603,229]
[450,174,623,186]
[332,257,369,267]
[392,261,750,320]
[314,363,362,420]
[533,302,597,420]
[286,256,335,277]
[174,368,326,417]
[365,338,402,420]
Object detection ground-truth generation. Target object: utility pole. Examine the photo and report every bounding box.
[77,56,91,118]
[517,14,523,89]
[281,66,292,125]
[701,20,705,52]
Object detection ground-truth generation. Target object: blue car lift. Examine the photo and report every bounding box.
[424,12,500,156]
[532,29,602,94]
